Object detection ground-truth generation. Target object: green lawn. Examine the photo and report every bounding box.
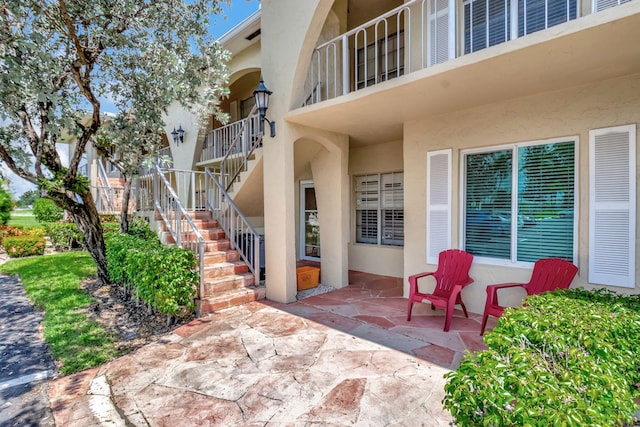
[7,209,39,228]
[0,252,120,374]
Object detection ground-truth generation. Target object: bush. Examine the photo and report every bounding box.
[443,289,640,427]
[0,225,45,246]
[33,198,63,223]
[0,186,12,225]
[43,222,83,252]
[106,233,198,316]
[127,217,158,242]
[3,235,46,257]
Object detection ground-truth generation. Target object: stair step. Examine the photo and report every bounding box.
[203,262,249,279]
[201,273,255,295]
[202,250,240,265]
[196,285,266,316]
[178,239,230,252]
[181,229,226,241]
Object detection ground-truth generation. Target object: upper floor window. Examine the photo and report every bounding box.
[593,0,633,12]
[464,0,578,54]
[355,172,404,246]
[356,32,405,90]
[462,138,576,263]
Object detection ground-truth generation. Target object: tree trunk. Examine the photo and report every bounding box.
[119,175,133,234]
[49,189,110,285]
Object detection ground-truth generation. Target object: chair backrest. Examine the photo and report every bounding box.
[432,249,474,298]
[524,258,578,296]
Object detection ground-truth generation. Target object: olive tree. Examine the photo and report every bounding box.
[0,0,230,283]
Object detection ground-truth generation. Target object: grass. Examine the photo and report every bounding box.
[0,252,119,374]
[7,209,39,228]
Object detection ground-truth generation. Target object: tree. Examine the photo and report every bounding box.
[0,1,230,284]
[17,189,39,207]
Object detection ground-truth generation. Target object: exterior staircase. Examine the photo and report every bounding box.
[156,209,265,316]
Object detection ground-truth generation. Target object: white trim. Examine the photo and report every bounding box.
[588,124,636,288]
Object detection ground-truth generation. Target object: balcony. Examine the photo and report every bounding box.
[304,0,633,105]
[292,0,640,145]
[198,113,261,165]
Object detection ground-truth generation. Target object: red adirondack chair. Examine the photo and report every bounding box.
[480,257,578,335]
[407,249,474,332]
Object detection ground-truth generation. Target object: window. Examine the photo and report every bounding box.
[355,172,404,246]
[463,0,577,54]
[462,138,576,264]
[593,0,632,12]
[356,32,405,89]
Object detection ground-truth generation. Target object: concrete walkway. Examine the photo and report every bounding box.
[49,271,490,426]
[0,274,55,427]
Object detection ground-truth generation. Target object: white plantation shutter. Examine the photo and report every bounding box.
[427,149,452,264]
[428,0,454,66]
[593,0,632,12]
[589,125,636,287]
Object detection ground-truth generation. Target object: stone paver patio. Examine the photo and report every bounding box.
[48,271,492,426]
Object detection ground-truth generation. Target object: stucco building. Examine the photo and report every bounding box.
[93,0,640,315]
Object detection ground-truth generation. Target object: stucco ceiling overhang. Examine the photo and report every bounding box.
[285,4,640,147]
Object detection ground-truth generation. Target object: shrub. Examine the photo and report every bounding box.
[0,186,12,225]
[4,235,46,257]
[43,222,83,252]
[101,221,120,239]
[106,234,197,316]
[443,289,640,427]
[0,225,45,246]
[127,217,158,242]
[33,198,63,223]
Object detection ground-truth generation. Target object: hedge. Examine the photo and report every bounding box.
[443,288,640,427]
[4,235,46,258]
[33,198,63,223]
[106,233,198,316]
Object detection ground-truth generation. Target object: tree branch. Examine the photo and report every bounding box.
[0,145,37,185]
[57,0,89,65]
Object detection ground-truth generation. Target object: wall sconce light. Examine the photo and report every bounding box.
[171,125,185,144]
[253,77,276,138]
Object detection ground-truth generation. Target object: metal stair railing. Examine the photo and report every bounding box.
[96,158,114,211]
[205,167,262,286]
[200,106,263,193]
[153,164,206,298]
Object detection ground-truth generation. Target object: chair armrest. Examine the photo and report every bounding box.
[485,282,526,309]
[409,271,436,281]
[408,271,435,294]
[486,282,526,292]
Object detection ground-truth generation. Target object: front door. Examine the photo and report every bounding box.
[300,181,320,261]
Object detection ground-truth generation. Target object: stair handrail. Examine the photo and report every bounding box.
[204,167,262,286]
[97,158,114,210]
[217,105,263,192]
[153,164,206,298]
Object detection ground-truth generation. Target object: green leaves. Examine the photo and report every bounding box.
[443,289,640,426]
[106,232,198,316]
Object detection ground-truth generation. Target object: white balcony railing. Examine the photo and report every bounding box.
[305,0,626,104]
[200,113,261,163]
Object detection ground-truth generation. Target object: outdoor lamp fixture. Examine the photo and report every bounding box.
[253,77,276,138]
[171,125,185,144]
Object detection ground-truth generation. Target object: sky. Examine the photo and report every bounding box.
[2,0,261,198]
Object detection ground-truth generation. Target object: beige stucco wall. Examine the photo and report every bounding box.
[349,139,404,277]
[404,73,640,314]
[261,0,343,303]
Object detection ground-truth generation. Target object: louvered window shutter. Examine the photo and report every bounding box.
[593,0,632,12]
[589,125,636,287]
[428,0,454,66]
[427,149,452,264]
